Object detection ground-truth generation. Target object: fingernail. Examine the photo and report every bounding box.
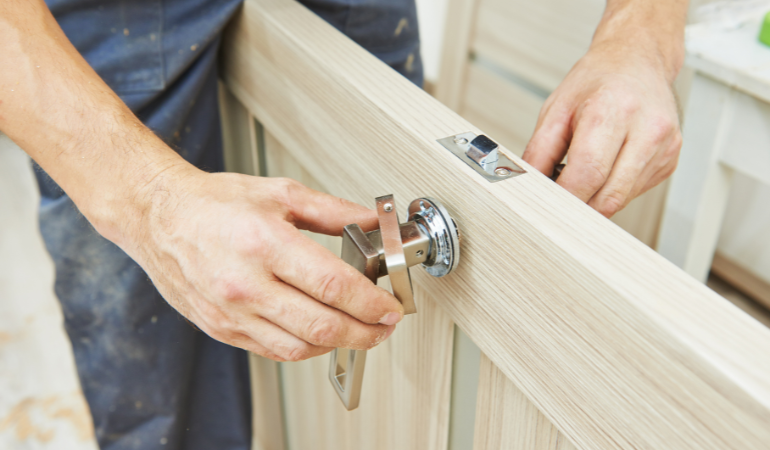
[379,312,402,326]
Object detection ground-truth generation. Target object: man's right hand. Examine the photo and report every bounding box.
[122,168,404,362]
[1,0,403,362]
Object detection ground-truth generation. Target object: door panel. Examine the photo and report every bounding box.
[264,131,455,450]
[220,1,770,449]
[474,354,576,450]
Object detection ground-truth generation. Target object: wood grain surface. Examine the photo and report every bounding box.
[264,132,455,450]
[474,354,576,450]
[221,1,770,448]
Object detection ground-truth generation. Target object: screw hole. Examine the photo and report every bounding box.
[415,250,424,257]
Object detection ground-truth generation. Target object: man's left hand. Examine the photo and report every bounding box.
[522,43,683,217]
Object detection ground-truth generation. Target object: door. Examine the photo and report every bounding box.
[218,1,770,449]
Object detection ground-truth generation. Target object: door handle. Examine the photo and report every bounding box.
[329,195,461,410]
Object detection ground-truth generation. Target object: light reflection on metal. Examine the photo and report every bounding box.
[329,195,461,410]
[438,132,526,182]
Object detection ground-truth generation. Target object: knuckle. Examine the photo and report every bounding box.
[284,343,314,362]
[577,104,606,129]
[648,116,677,144]
[662,158,679,179]
[597,191,626,217]
[307,315,342,346]
[207,327,238,346]
[541,101,570,123]
[211,316,238,337]
[315,271,346,306]
[238,223,271,256]
[195,301,236,334]
[272,177,303,202]
[581,159,610,191]
[259,350,286,362]
[274,177,301,190]
[666,132,683,160]
[213,276,250,303]
[617,94,640,117]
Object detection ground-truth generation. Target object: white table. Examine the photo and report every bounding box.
[657,16,770,282]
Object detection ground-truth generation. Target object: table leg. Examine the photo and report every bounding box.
[657,74,735,282]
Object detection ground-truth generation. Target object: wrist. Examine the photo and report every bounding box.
[85,150,200,251]
[590,2,686,84]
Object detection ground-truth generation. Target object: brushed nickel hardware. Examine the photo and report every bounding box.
[329,195,461,410]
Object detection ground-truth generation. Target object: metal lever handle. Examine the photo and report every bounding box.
[329,195,460,410]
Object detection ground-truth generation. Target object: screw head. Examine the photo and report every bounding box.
[383,203,393,212]
[495,167,511,176]
[453,137,468,145]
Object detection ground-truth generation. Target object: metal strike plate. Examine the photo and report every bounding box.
[438,132,526,182]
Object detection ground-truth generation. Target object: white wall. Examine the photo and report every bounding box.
[416,0,448,83]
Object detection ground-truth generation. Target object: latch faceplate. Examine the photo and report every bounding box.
[438,132,526,182]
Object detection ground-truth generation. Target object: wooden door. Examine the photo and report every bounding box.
[218,1,770,449]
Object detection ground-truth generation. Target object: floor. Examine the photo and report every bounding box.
[0,137,98,450]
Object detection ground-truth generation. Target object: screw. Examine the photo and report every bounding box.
[415,250,424,257]
[453,137,468,145]
[384,203,393,212]
[495,167,511,176]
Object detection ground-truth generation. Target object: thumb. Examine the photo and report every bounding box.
[284,181,378,235]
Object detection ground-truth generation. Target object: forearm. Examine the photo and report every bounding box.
[592,0,689,83]
[0,0,193,245]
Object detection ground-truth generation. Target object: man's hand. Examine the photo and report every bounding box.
[522,0,688,217]
[127,169,405,362]
[1,0,404,362]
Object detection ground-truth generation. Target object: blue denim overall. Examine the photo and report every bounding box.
[37,1,422,449]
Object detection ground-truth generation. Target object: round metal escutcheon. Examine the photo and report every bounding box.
[407,197,460,277]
